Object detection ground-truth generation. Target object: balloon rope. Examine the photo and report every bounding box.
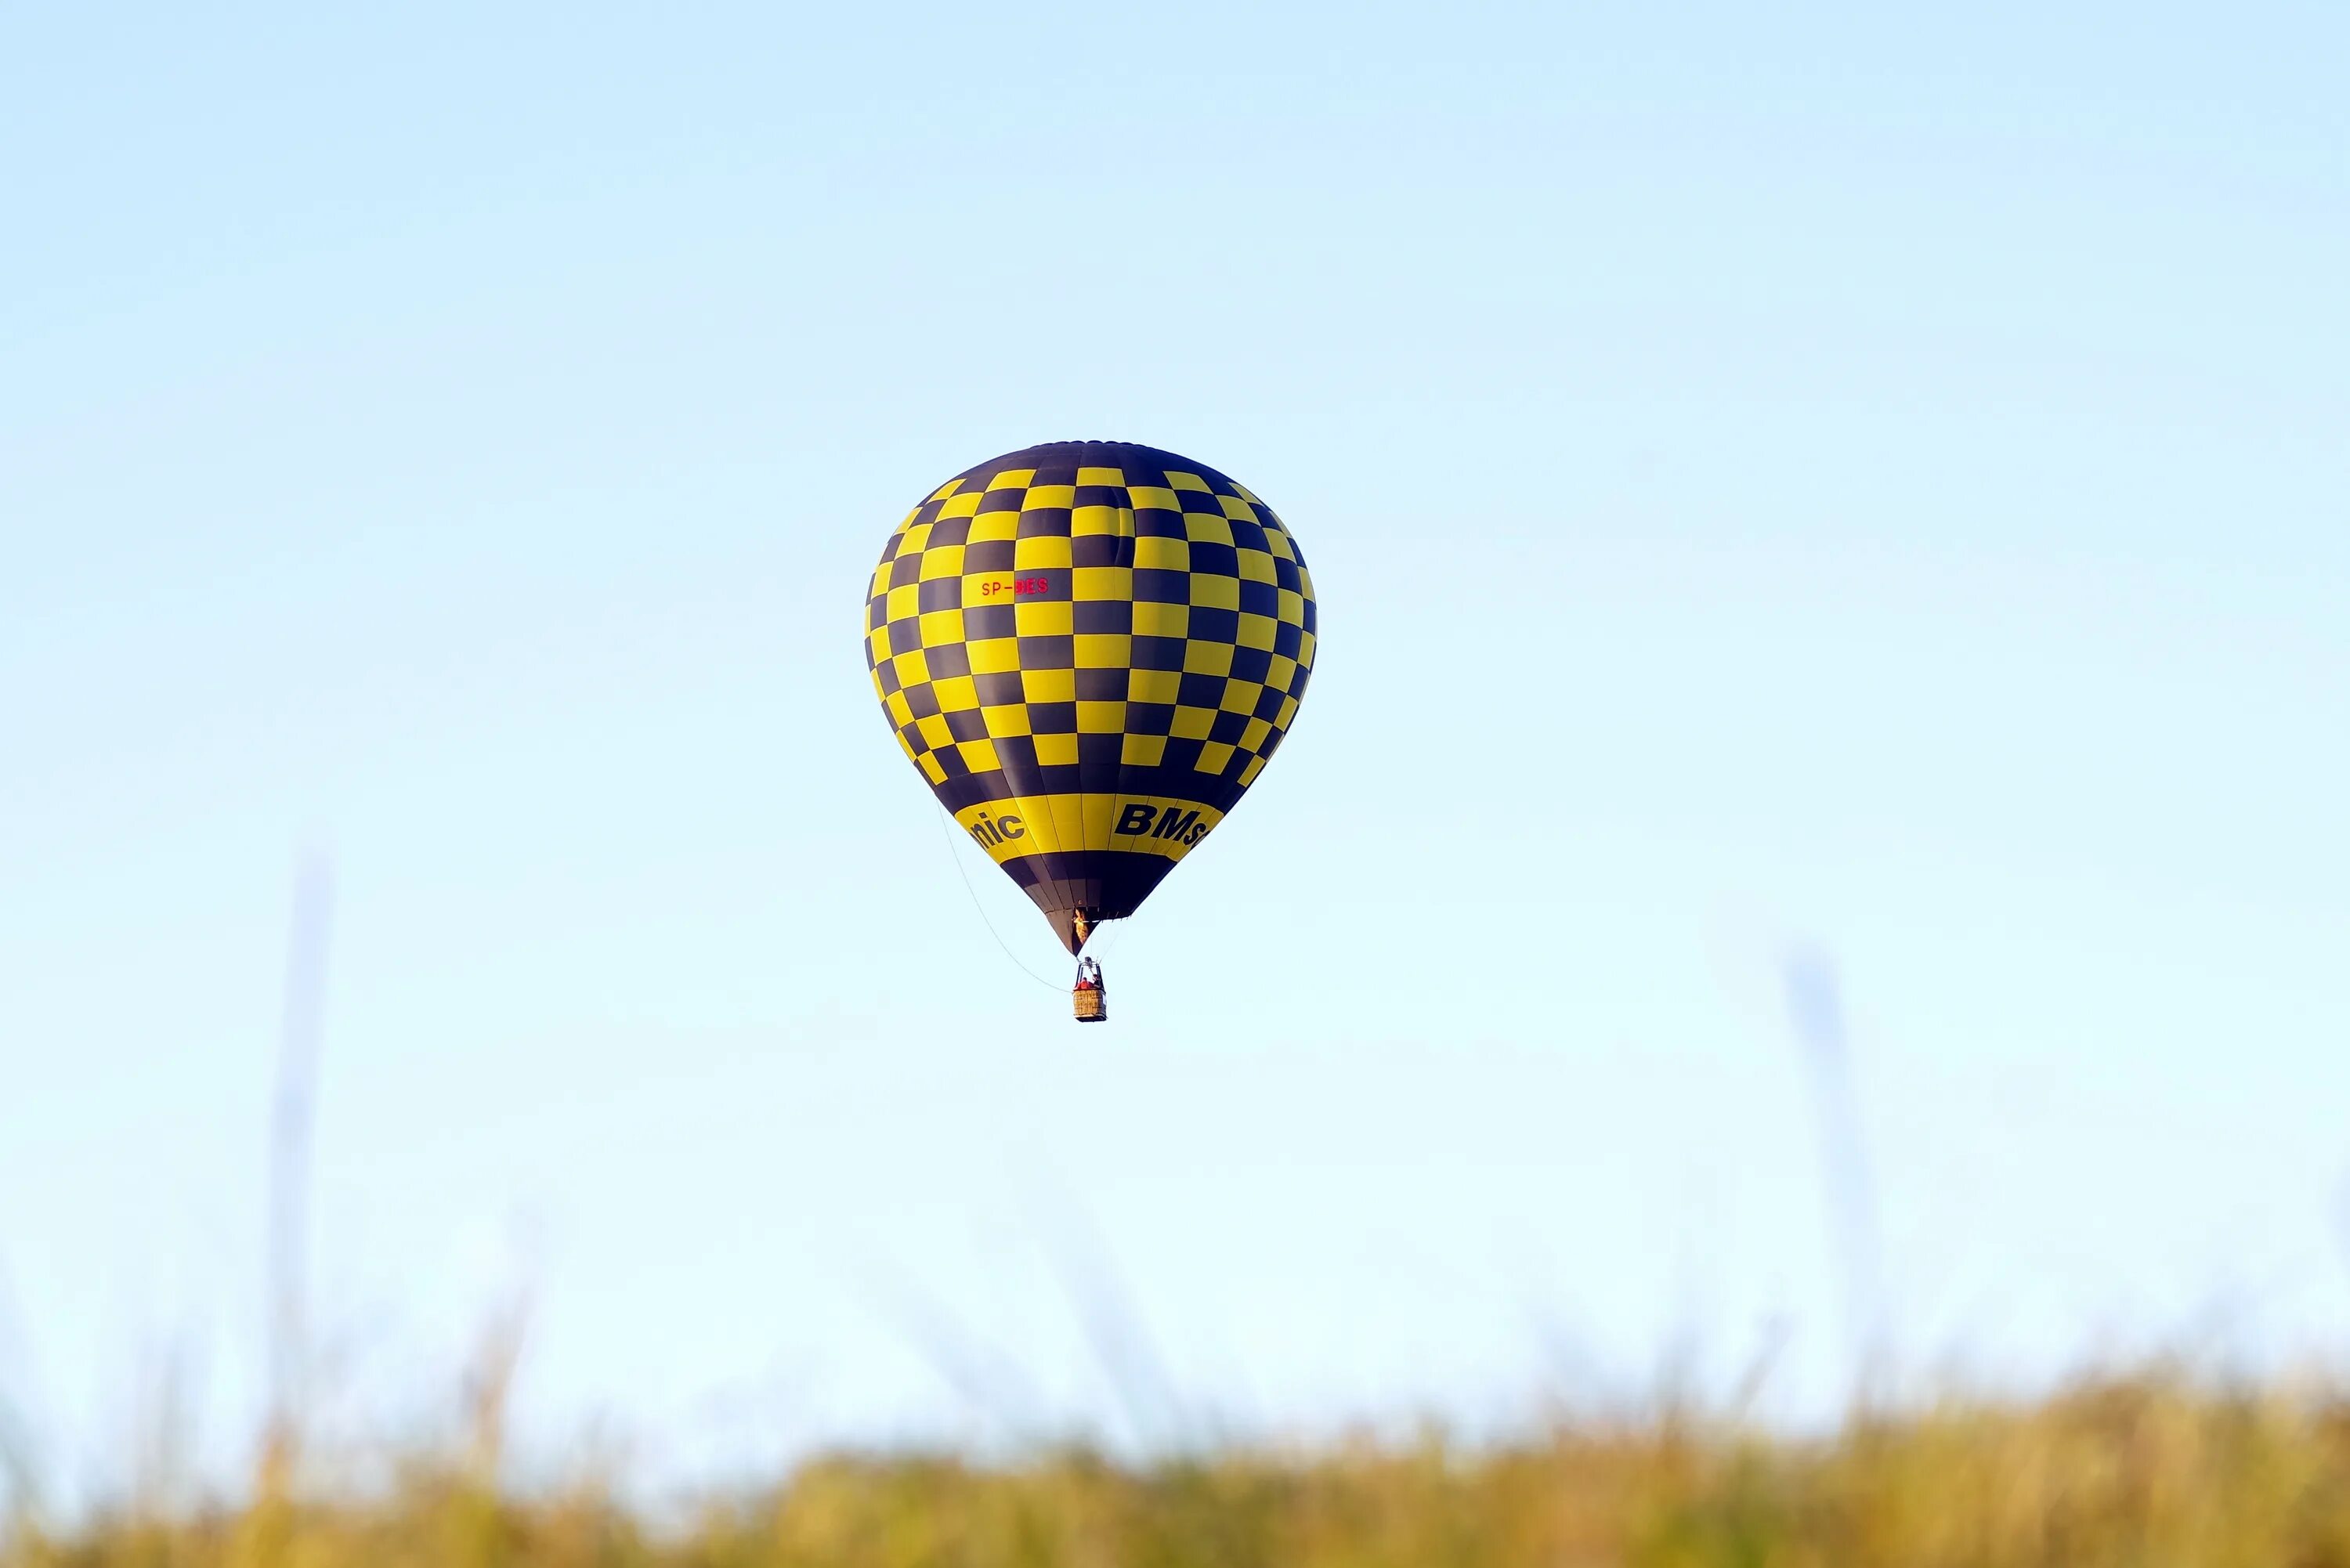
[935,805,1064,992]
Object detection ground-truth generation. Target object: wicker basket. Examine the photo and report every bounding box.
[1072,987,1107,1023]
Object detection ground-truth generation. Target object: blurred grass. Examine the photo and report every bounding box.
[12,1368,2350,1567]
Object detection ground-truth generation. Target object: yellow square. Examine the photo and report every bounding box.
[1013,535,1074,570]
[1196,741,1235,775]
[1238,717,1271,750]
[1189,575,1239,611]
[866,627,892,665]
[937,490,982,517]
[884,690,915,726]
[1267,655,1298,691]
[1183,515,1234,546]
[931,675,979,712]
[985,468,1036,490]
[1127,486,1177,511]
[1236,548,1276,584]
[1275,694,1299,728]
[1014,599,1072,637]
[1264,528,1296,561]
[1218,494,1256,520]
[918,752,948,783]
[918,609,964,646]
[1076,700,1125,733]
[1121,734,1167,766]
[1298,631,1317,665]
[1170,705,1217,740]
[1022,668,1076,703]
[1128,668,1181,705]
[983,704,1032,738]
[1231,482,1261,504]
[967,512,1019,543]
[1022,483,1075,509]
[920,544,966,579]
[1166,470,1212,492]
[1297,566,1315,599]
[1075,466,1124,487]
[1182,641,1234,677]
[1134,539,1188,574]
[1236,613,1278,651]
[1071,505,1129,537]
[1033,732,1079,766]
[927,480,964,502]
[897,522,934,555]
[1073,634,1130,668]
[1220,679,1261,714]
[1238,754,1265,784]
[1072,565,1133,601]
[915,714,953,749]
[956,738,1000,773]
[967,636,1022,674]
[1133,602,1189,638]
[884,584,920,622]
[891,649,930,686]
[1276,588,1307,623]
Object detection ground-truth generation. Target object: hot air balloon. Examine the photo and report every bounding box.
[862,441,1318,1018]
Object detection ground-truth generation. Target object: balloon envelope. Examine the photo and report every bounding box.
[863,440,1318,952]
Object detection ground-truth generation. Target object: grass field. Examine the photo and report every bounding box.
[12,1367,2350,1567]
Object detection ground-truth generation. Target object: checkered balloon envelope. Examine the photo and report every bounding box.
[864,440,1318,955]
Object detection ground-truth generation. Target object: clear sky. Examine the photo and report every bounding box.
[4,0,2345,1501]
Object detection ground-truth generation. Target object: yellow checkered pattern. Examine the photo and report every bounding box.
[863,450,1317,817]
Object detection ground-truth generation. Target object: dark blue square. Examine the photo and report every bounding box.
[1133,635,1186,670]
[1072,533,1130,569]
[974,672,1025,705]
[1073,600,1133,636]
[1188,606,1239,645]
[1177,672,1227,708]
[1188,541,1239,580]
[992,734,1039,776]
[1018,634,1073,669]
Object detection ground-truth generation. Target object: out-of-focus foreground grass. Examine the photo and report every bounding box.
[13,1370,2350,1568]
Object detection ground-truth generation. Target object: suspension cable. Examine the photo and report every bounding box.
[935,806,1064,991]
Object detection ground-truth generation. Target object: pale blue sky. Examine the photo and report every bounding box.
[3,0,2346,1498]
